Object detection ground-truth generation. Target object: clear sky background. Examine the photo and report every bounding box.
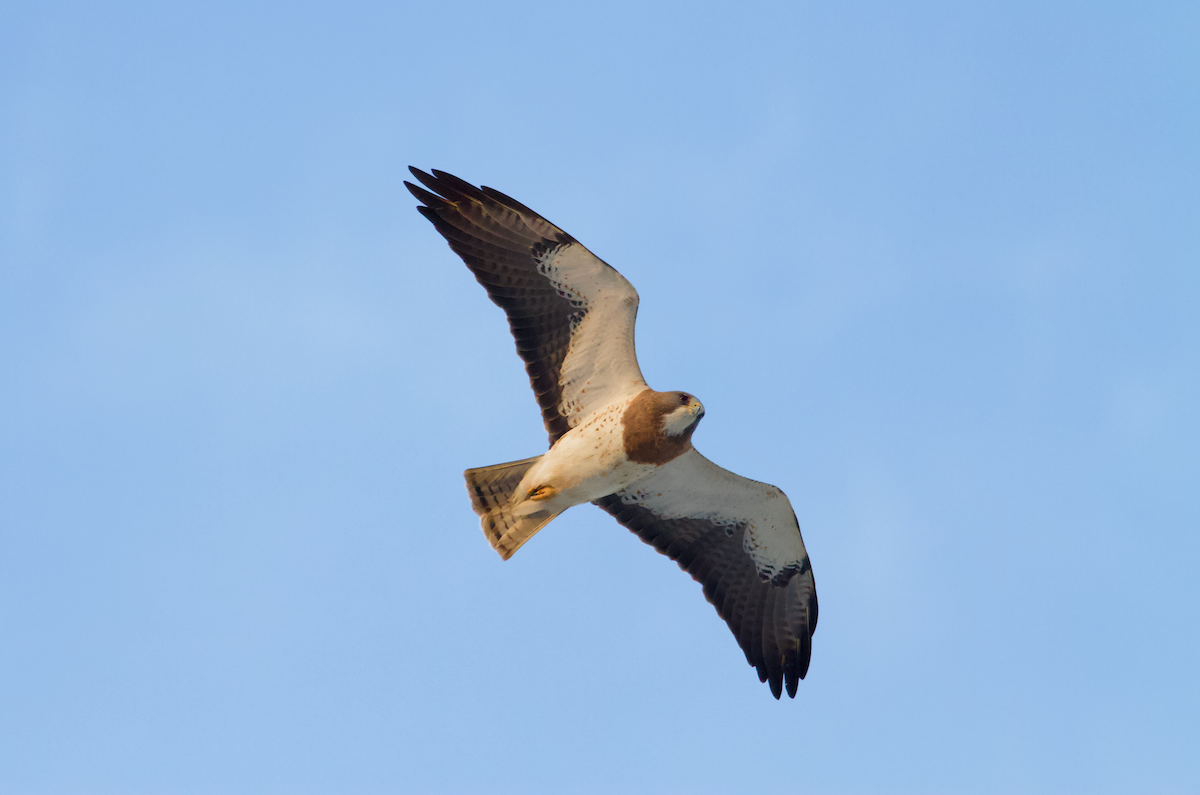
[2,2,1198,793]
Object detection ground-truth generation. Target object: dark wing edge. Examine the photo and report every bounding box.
[406,167,580,442]
[593,495,819,699]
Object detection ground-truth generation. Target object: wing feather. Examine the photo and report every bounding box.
[761,587,784,698]
[408,167,646,442]
[594,449,818,699]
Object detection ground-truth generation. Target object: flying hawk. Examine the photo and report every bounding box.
[407,168,818,698]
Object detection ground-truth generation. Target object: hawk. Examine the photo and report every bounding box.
[407,168,818,698]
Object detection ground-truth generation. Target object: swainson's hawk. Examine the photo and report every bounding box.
[407,168,818,698]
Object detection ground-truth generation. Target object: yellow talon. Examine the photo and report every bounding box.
[527,485,558,501]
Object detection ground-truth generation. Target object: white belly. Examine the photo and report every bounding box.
[514,396,657,512]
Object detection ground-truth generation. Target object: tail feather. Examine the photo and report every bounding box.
[464,456,561,560]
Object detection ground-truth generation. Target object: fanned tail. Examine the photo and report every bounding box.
[464,456,561,560]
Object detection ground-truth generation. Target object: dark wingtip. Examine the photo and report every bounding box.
[429,169,490,204]
[405,180,443,207]
[769,675,783,700]
[408,165,435,186]
[415,205,440,225]
[409,166,477,204]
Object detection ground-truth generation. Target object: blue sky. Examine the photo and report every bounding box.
[2,2,1198,793]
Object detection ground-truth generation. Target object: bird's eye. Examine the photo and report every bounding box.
[679,394,690,405]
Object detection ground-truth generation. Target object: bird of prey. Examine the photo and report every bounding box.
[406,168,818,698]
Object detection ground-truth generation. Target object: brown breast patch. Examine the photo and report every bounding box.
[622,389,696,465]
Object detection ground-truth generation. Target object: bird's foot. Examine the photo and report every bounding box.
[526,484,558,501]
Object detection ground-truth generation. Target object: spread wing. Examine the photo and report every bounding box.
[406,167,646,444]
[594,449,818,699]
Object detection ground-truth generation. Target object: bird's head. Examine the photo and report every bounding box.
[661,391,705,437]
